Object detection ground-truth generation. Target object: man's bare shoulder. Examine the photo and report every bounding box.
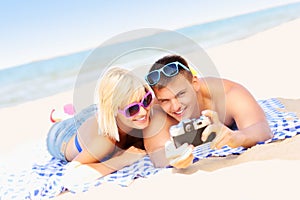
[199,77,229,85]
[199,77,244,93]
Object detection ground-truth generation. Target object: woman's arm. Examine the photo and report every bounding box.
[143,106,173,167]
[62,145,146,188]
[62,114,146,187]
[102,146,146,170]
[62,146,115,188]
[62,116,118,187]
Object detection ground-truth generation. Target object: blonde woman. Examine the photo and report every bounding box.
[46,67,154,186]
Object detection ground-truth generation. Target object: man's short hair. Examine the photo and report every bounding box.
[149,55,193,89]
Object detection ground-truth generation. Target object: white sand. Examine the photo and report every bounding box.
[207,18,300,100]
[1,18,300,200]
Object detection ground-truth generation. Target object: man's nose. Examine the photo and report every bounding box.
[170,98,181,111]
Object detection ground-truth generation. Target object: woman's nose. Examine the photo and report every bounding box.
[138,106,148,115]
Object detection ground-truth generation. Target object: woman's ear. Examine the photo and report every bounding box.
[191,76,200,92]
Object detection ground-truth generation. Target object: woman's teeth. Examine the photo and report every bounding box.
[135,116,146,121]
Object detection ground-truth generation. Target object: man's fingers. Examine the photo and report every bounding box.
[202,110,220,123]
[210,127,232,149]
[214,139,228,149]
[201,124,220,142]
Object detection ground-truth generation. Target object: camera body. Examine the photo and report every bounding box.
[169,116,215,148]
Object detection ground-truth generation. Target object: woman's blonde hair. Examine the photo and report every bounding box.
[97,66,151,141]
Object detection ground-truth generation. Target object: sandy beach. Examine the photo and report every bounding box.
[1,18,300,200]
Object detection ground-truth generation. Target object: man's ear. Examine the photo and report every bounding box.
[191,76,200,91]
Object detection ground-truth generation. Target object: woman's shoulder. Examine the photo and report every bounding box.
[79,115,115,144]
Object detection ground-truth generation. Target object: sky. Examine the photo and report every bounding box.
[1,0,300,70]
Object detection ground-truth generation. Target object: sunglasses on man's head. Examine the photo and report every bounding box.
[118,91,153,118]
[145,61,190,86]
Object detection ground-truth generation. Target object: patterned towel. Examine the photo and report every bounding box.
[1,98,299,200]
[193,98,300,160]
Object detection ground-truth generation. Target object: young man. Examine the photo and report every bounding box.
[143,54,273,169]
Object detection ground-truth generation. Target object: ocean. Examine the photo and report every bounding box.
[1,2,300,108]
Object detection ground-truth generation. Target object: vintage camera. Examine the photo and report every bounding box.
[169,116,216,148]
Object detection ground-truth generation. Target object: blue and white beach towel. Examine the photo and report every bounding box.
[1,98,299,200]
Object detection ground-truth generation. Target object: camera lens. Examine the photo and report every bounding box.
[184,124,192,132]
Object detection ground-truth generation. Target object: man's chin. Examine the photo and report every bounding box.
[169,114,182,122]
[173,113,194,122]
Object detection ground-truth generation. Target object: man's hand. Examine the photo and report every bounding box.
[165,141,194,169]
[201,110,242,149]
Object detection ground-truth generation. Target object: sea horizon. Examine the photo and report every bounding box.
[1,2,300,109]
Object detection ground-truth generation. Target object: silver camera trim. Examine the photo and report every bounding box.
[169,116,211,137]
